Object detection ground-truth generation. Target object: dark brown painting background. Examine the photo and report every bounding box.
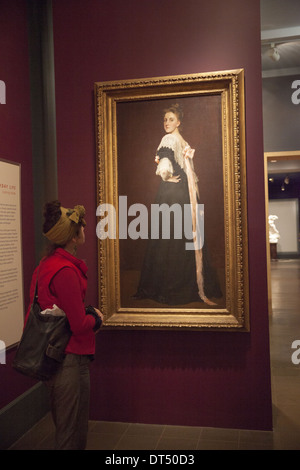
[116,95,225,307]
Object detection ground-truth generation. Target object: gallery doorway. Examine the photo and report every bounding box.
[264,151,300,311]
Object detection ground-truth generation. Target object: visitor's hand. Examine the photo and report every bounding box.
[94,308,104,332]
[94,308,103,321]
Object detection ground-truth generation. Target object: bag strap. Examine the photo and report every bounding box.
[33,267,39,303]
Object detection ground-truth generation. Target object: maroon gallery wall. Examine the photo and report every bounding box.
[52,0,273,430]
[0,1,37,408]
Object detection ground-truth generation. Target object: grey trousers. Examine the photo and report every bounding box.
[45,353,91,450]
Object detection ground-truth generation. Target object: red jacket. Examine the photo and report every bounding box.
[25,248,96,355]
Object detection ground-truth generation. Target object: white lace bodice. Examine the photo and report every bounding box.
[157,133,186,170]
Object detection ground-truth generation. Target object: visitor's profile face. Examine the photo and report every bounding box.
[76,225,85,246]
[164,112,180,134]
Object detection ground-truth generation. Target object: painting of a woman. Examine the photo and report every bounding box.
[133,104,222,306]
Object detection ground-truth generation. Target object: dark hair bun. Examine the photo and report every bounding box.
[164,103,183,122]
[43,200,62,233]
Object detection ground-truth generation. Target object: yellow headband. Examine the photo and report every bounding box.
[44,205,86,246]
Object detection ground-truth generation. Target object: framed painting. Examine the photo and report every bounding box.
[94,69,249,330]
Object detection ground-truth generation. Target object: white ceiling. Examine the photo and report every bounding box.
[260,0,300,77]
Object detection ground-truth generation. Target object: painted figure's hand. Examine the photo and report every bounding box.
[167,175,181,183]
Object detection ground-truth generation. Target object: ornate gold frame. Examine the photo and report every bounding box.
[95,69,249,330]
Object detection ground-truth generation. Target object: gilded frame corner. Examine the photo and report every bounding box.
[95,69,249,331]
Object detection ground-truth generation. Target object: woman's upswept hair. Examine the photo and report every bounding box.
[163,103,183,129]
[164,103,183,120]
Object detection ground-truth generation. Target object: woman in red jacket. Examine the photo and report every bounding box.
[26,200,103,450]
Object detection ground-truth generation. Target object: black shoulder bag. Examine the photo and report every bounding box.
[12,275,72,381]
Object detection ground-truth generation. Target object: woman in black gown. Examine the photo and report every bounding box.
[134,104,222,306]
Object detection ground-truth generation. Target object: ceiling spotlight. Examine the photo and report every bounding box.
[269,43,280,62]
